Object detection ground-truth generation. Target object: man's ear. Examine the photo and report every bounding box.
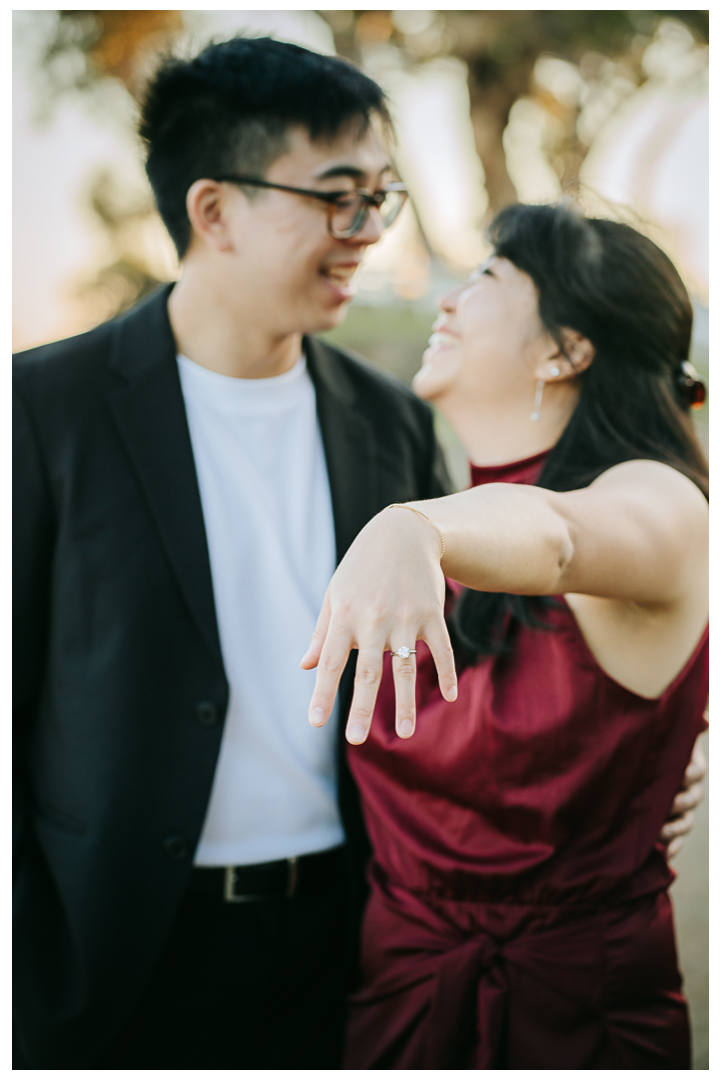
[536,328,595,382]
[185,179,238,253]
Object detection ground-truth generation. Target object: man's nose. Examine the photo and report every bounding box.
[351,205,384,247]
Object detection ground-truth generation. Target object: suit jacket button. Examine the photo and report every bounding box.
[195,701,218,727]
[163,835,189,861]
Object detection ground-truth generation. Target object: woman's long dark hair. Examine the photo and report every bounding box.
[451,202,709,664]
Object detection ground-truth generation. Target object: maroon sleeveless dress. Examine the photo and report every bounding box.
[345,452,708,1070]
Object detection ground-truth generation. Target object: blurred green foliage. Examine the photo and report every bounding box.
[321,303,434,386]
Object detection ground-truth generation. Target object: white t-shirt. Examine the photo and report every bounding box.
[177,352,344,866]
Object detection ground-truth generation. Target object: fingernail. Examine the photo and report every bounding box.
[447,685,457,701]
[399,719,414,737]
[310,707,325,726]
[347,724,365,743]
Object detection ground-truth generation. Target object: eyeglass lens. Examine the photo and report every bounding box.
[330,190,406,238]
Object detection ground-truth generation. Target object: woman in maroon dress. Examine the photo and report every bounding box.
[302,204,708,1069]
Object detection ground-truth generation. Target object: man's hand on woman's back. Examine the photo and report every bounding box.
[660,733,707,858]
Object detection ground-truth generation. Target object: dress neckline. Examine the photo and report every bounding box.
[469,448,549,488]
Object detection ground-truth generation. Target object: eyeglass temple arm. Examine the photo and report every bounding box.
[214,176,350,205]
[214,175,407,206]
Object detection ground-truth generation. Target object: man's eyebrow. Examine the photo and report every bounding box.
[314,163,393,182]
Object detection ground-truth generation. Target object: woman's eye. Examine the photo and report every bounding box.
[482,267,494,277]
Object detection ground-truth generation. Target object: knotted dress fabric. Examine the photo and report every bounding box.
[345,451,706,1069]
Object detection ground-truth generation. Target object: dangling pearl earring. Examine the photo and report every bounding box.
[531,366,561,422]
[530,379,545,422]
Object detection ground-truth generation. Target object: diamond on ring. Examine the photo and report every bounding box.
[392,646,417,659]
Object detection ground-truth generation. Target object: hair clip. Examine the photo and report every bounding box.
[676,360,706,411]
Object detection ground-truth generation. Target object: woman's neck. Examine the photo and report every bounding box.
[437,383,579,467]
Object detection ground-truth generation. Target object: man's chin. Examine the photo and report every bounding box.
[310,300,352,335]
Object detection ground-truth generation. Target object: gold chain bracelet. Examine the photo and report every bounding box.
[387,503,446,560]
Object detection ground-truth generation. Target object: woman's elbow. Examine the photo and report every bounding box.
[547,524,574,593]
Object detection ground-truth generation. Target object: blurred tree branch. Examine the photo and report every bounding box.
[74,169,168,325]
[30,10,710,216]
[44,10,183,100]
[322,9,708,214]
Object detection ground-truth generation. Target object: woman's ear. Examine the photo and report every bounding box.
[185,179,237,253]
[536,328,595,382]
[558,329,595,373]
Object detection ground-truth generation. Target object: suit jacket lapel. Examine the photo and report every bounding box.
[105,313,377,666]
[105,286,224,669]
[305,336,379,565]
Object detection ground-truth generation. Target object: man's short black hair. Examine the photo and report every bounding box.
[139,36,392,258]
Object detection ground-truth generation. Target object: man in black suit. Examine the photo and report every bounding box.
[13,37,450,1069]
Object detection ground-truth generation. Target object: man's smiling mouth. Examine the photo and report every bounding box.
[321,263,360,284]
[319,262,361,303]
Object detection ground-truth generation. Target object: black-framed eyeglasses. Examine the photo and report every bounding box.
[213,175,408,239]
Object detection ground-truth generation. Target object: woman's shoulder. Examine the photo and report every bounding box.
[588,459,708,512]
[564,458,708,572]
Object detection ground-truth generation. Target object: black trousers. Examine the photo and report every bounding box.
[98,870,351,1069]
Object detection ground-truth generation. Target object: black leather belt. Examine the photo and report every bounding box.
[188,845,346,903]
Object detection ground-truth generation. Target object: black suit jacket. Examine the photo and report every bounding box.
[13,285,450,1066]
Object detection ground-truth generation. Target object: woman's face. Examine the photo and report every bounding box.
[413,256,555,410]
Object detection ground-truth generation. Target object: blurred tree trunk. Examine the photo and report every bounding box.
[447,17,536,215]
[466,84,521,212]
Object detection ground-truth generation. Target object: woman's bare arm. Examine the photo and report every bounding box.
[302,460,707,743]
[414,460,708,604]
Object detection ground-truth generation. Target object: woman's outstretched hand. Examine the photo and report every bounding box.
[300,507,458,744]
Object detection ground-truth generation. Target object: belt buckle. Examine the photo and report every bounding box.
[223,867,262,904]
[223,857,299,903]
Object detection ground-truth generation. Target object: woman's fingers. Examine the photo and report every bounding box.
[391,640,418,738]
[307,627,352,728]
[301,505,451,744]
[425,619,458,703]
[345,646,384,744]
[300,592,331,671]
